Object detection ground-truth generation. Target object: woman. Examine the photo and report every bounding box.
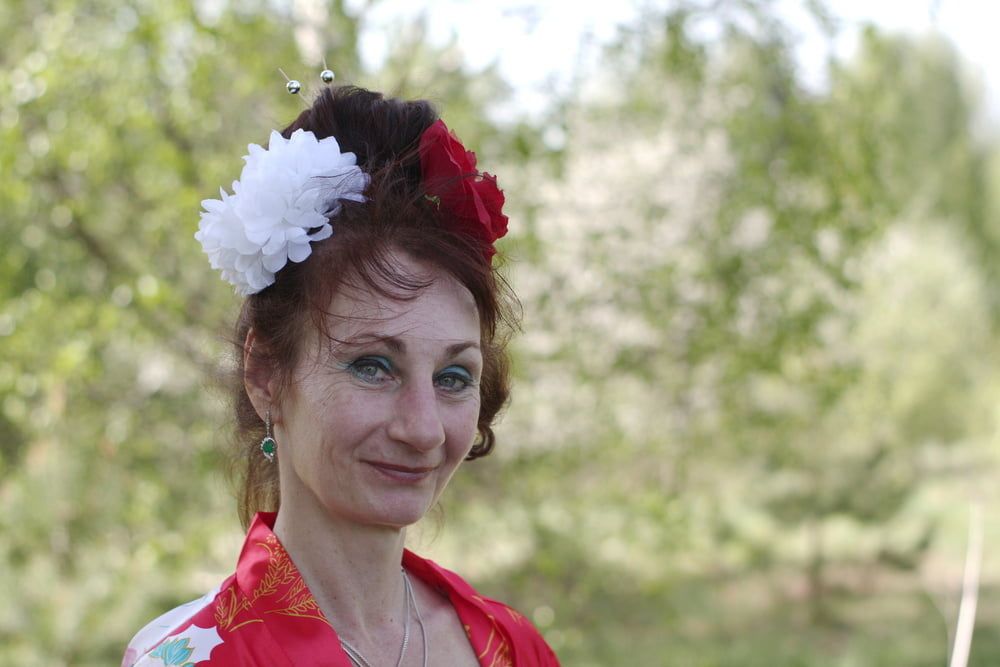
[123,84,559,666]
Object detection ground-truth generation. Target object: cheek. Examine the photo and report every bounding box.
[323,392,390,443]
[446,399,482,455]
[285,379,381,451]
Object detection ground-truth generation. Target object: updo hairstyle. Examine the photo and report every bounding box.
[228,86,517,528]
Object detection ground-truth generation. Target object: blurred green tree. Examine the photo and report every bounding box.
[2,0,999,665]
[0,1,523,664]
[448,6,1000,662]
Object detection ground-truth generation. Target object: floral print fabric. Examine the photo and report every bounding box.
[123,512,559,666]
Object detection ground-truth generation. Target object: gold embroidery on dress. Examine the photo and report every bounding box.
[215,535,329,632]
[268,574,325,621]
[474,623,514,667]
[504,606,526,625]
[486,641,513,667]
[478,627,498,658]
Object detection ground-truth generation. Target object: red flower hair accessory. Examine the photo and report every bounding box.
[419,120,508,260]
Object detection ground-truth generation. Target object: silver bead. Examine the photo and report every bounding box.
[286,79,301,94]
[320,69,335,84]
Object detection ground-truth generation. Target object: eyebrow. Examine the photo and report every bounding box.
[338,333,480,356]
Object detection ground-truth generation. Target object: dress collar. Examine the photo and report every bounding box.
[228,512,514,667]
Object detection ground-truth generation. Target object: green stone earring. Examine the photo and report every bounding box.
[260,409,277,462]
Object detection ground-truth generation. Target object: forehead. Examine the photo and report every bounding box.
[325,254,480,345]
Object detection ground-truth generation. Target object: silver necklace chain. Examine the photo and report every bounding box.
[340,569,427,667]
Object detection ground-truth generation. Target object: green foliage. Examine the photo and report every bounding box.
[450,5,1000,661]
[0,1,518,663]
[2,1,999,665]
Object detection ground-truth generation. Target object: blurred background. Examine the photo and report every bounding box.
[2,0,999,665]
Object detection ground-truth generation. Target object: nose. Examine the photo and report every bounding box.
[387,380,446,452]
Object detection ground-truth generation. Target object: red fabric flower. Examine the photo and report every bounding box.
[419,120,508,259]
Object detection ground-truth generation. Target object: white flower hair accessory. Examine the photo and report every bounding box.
[195,128,369,295]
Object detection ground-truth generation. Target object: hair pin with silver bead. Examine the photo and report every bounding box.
[278,67,301,95]
[320,58,335,84]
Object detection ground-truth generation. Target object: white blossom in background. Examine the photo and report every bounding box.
[500,85,734,461]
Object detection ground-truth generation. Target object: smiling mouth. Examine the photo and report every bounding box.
[364,461,437,482]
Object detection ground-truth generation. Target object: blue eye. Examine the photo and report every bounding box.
[435,366,474,392]
[346,356,392,383]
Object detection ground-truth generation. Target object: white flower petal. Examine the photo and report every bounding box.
[287,240,313,263]
[308,223,333,242]
[262,251,288,273]
[261,230,288,255]
[196,127,368,293]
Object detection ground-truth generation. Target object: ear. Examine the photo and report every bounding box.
[243,328,277,422]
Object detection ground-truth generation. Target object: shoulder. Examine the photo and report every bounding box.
[473,594,561,664]
[404,551,561,666]
[121,579,228,667]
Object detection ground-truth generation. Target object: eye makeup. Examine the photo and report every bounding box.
[435,365,476,392]
[339,356,394,384]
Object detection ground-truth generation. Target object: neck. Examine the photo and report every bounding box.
[272,486,408,642]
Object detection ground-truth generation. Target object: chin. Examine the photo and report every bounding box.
[359,496,435,529]
[382,505,434,528]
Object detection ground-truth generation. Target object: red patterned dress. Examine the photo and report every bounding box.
[123,513,560,666]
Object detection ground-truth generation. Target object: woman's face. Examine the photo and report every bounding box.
[274,252,482,530]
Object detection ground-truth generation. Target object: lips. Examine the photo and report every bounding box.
[364,460,437,483]
[366,461,436,473]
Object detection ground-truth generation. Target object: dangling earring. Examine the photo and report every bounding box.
[260,409,277,462]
